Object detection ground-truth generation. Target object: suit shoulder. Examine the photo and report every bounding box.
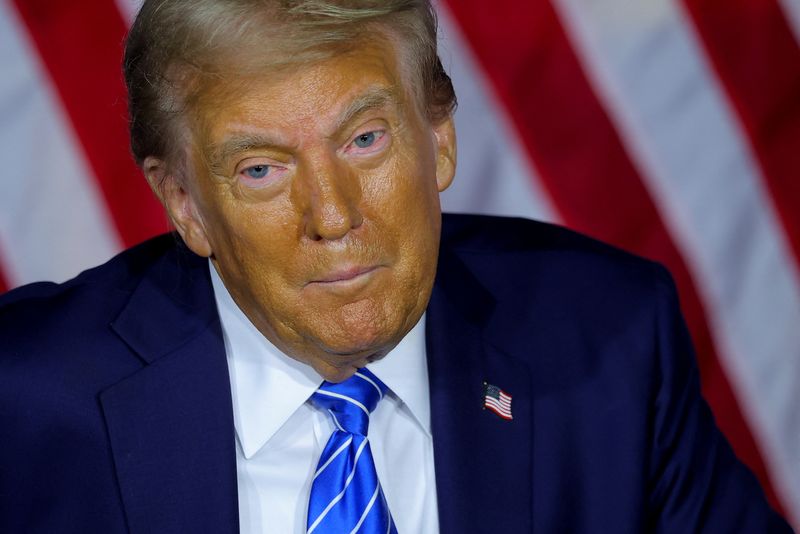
[0,233,178,308]
[440,213,678,361]
[440,212,666,287]
[0,234,193,418]
[442,212,638,256]
[0,233,184,347]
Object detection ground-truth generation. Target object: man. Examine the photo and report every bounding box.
[0,0,792,532]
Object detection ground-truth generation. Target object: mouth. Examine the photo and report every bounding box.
[307,265,381,286]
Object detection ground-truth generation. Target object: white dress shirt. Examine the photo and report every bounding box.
[210,264,440,533]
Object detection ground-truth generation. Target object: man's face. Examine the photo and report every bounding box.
[149,37,456,382]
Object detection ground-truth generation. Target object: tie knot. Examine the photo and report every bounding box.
[311,368,387,436]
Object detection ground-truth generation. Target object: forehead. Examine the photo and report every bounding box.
[189,37,416,151]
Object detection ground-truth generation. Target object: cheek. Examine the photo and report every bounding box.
[363,159,442,304]
[207,203,300,299]
[213,191,295,254]
[362,143,440,222]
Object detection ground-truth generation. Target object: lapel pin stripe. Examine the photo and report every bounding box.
[483,382,513,420]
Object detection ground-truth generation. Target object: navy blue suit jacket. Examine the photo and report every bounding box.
[0,214,792,533]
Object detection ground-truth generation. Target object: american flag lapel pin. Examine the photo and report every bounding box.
[483,381,513,420]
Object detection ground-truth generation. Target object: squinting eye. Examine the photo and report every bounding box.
[244,165,270,179]
[353,132,377,148]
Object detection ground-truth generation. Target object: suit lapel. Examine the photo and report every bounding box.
[100,245,239,534]
[427,245,533,533]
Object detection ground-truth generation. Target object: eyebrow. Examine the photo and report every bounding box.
[207,133,282,171]
[332,86,399,133]
[206,86,400,170]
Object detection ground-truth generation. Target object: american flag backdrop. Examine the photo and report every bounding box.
[1,0,798,527]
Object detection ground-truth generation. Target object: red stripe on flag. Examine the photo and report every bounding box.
[682,0,800,268]
[442,0,783,511]
[11,0,168,248]
[0,264,8,295]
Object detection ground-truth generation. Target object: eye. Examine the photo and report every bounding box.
[354,132,377,148]
[346,130,387,155]
[235,160,288,189]
[244,164,270,179]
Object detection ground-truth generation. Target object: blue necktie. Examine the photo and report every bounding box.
[306,368,398,534]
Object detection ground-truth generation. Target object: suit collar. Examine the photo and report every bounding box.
[427,242,534,532]
[110,239,218,364]
[101,239,239,534]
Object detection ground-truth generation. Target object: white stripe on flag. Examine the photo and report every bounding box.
[0,1,121,286]
[778,0,800,46]
[490,394,511,408]
[114,0,142,26]
[552,0,800,524]
[435,2,559,224]
[485,402,512,420]
[485,398,511,412]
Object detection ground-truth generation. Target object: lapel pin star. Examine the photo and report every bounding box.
[483,381,513,420]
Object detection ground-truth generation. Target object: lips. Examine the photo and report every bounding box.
[308,265,380,285]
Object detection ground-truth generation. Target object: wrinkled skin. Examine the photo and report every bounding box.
[144,37,456,382]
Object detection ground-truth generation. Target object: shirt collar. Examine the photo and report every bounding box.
[368,314,430,436]
[209,262,430,459]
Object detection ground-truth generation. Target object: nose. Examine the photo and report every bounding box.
[297,154,363,241]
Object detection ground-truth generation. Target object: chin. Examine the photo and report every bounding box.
[313,329,393,359]
[306,313,404,363]
[337,297,397,339]
[304,341,387,383]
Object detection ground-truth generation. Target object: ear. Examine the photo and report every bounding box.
[432,115,457,192]
[143,156,213,258]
